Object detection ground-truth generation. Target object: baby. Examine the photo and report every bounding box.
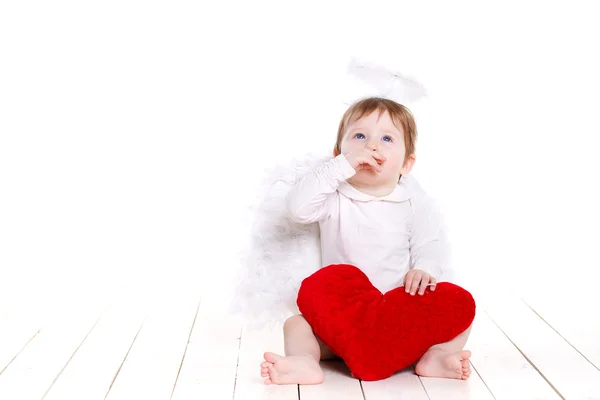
[260,97,473,385]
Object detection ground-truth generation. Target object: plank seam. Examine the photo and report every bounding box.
[484,310,566,400]
[231,325,242,400]
[41,315,103,399]
[359,379,366,400]
[169,299,202,400]
[469,360,497,400]
[0,328,40,376]
[521,298,600,372]
[418,376,431,399]
[103,317,147,400]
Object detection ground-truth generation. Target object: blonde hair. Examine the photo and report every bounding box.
[335,97,417,165]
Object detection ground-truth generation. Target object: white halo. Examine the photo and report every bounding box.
[344,57,428,105]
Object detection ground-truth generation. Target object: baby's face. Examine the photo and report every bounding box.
[339,110,412,186]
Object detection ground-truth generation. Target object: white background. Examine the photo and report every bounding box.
[1,1,598,314]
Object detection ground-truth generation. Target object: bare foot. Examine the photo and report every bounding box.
[415,348,472,380]
[260,352,324,385]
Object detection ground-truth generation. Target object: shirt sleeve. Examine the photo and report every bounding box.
[408,193,446,280]
[286,154,356,224]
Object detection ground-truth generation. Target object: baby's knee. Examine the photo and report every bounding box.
[283,314,308,331]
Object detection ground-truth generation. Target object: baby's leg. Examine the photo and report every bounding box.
[260,315,327,385]
[415,325,473,380]
[315,333,340,361]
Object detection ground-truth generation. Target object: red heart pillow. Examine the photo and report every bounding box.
[297,264,476,381]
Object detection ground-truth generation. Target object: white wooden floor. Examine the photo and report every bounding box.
[1,284,599,400]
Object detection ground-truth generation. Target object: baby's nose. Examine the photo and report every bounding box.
[366,142,379,151]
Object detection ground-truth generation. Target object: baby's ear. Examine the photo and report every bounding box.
[401,154,417,175]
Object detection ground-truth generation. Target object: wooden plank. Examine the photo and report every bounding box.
[467,311,560,399]
[233,322,298,400]
[521,288,600,371]
[481,288,600,399]
[43,288,147,400]
[419,369,494,400]
[171,302,241,400]
[361,368,429,400]
[299,359,364,400]
[104,290,200,400]
[0,313,42,375]
[0,299,106,400]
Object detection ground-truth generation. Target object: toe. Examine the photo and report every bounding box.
[261,361,271,368]
[267,364,279,384]
[462,360,472,379]
[460,350,472,360]
[264,352,284,363]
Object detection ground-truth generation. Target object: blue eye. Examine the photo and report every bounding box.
[353,133,393,142]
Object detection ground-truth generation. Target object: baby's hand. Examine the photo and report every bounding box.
[403,269,436,296]
[343,148,386,173]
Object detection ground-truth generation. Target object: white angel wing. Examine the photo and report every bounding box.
[228,153,333,331]
[228,154,456,330]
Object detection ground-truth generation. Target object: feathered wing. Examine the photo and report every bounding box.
[228,156,456,330]
[228,153,333,330]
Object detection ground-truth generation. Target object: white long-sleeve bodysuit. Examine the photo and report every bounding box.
[286,154,445,294]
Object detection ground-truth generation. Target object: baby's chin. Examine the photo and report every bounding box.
[357,167,385,176]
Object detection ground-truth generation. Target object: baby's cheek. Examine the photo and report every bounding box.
[384,157,401,169]
[343,142,361,152]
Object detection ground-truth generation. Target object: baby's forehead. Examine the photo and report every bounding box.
[347,111,402,132]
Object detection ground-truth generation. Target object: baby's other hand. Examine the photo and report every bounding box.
[403,269,436,296]
[344,148,386,173]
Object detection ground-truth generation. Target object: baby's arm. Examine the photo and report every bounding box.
[408,193,445,282]
[286,155,356,224]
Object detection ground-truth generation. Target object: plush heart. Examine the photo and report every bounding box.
[297,264,476,381]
